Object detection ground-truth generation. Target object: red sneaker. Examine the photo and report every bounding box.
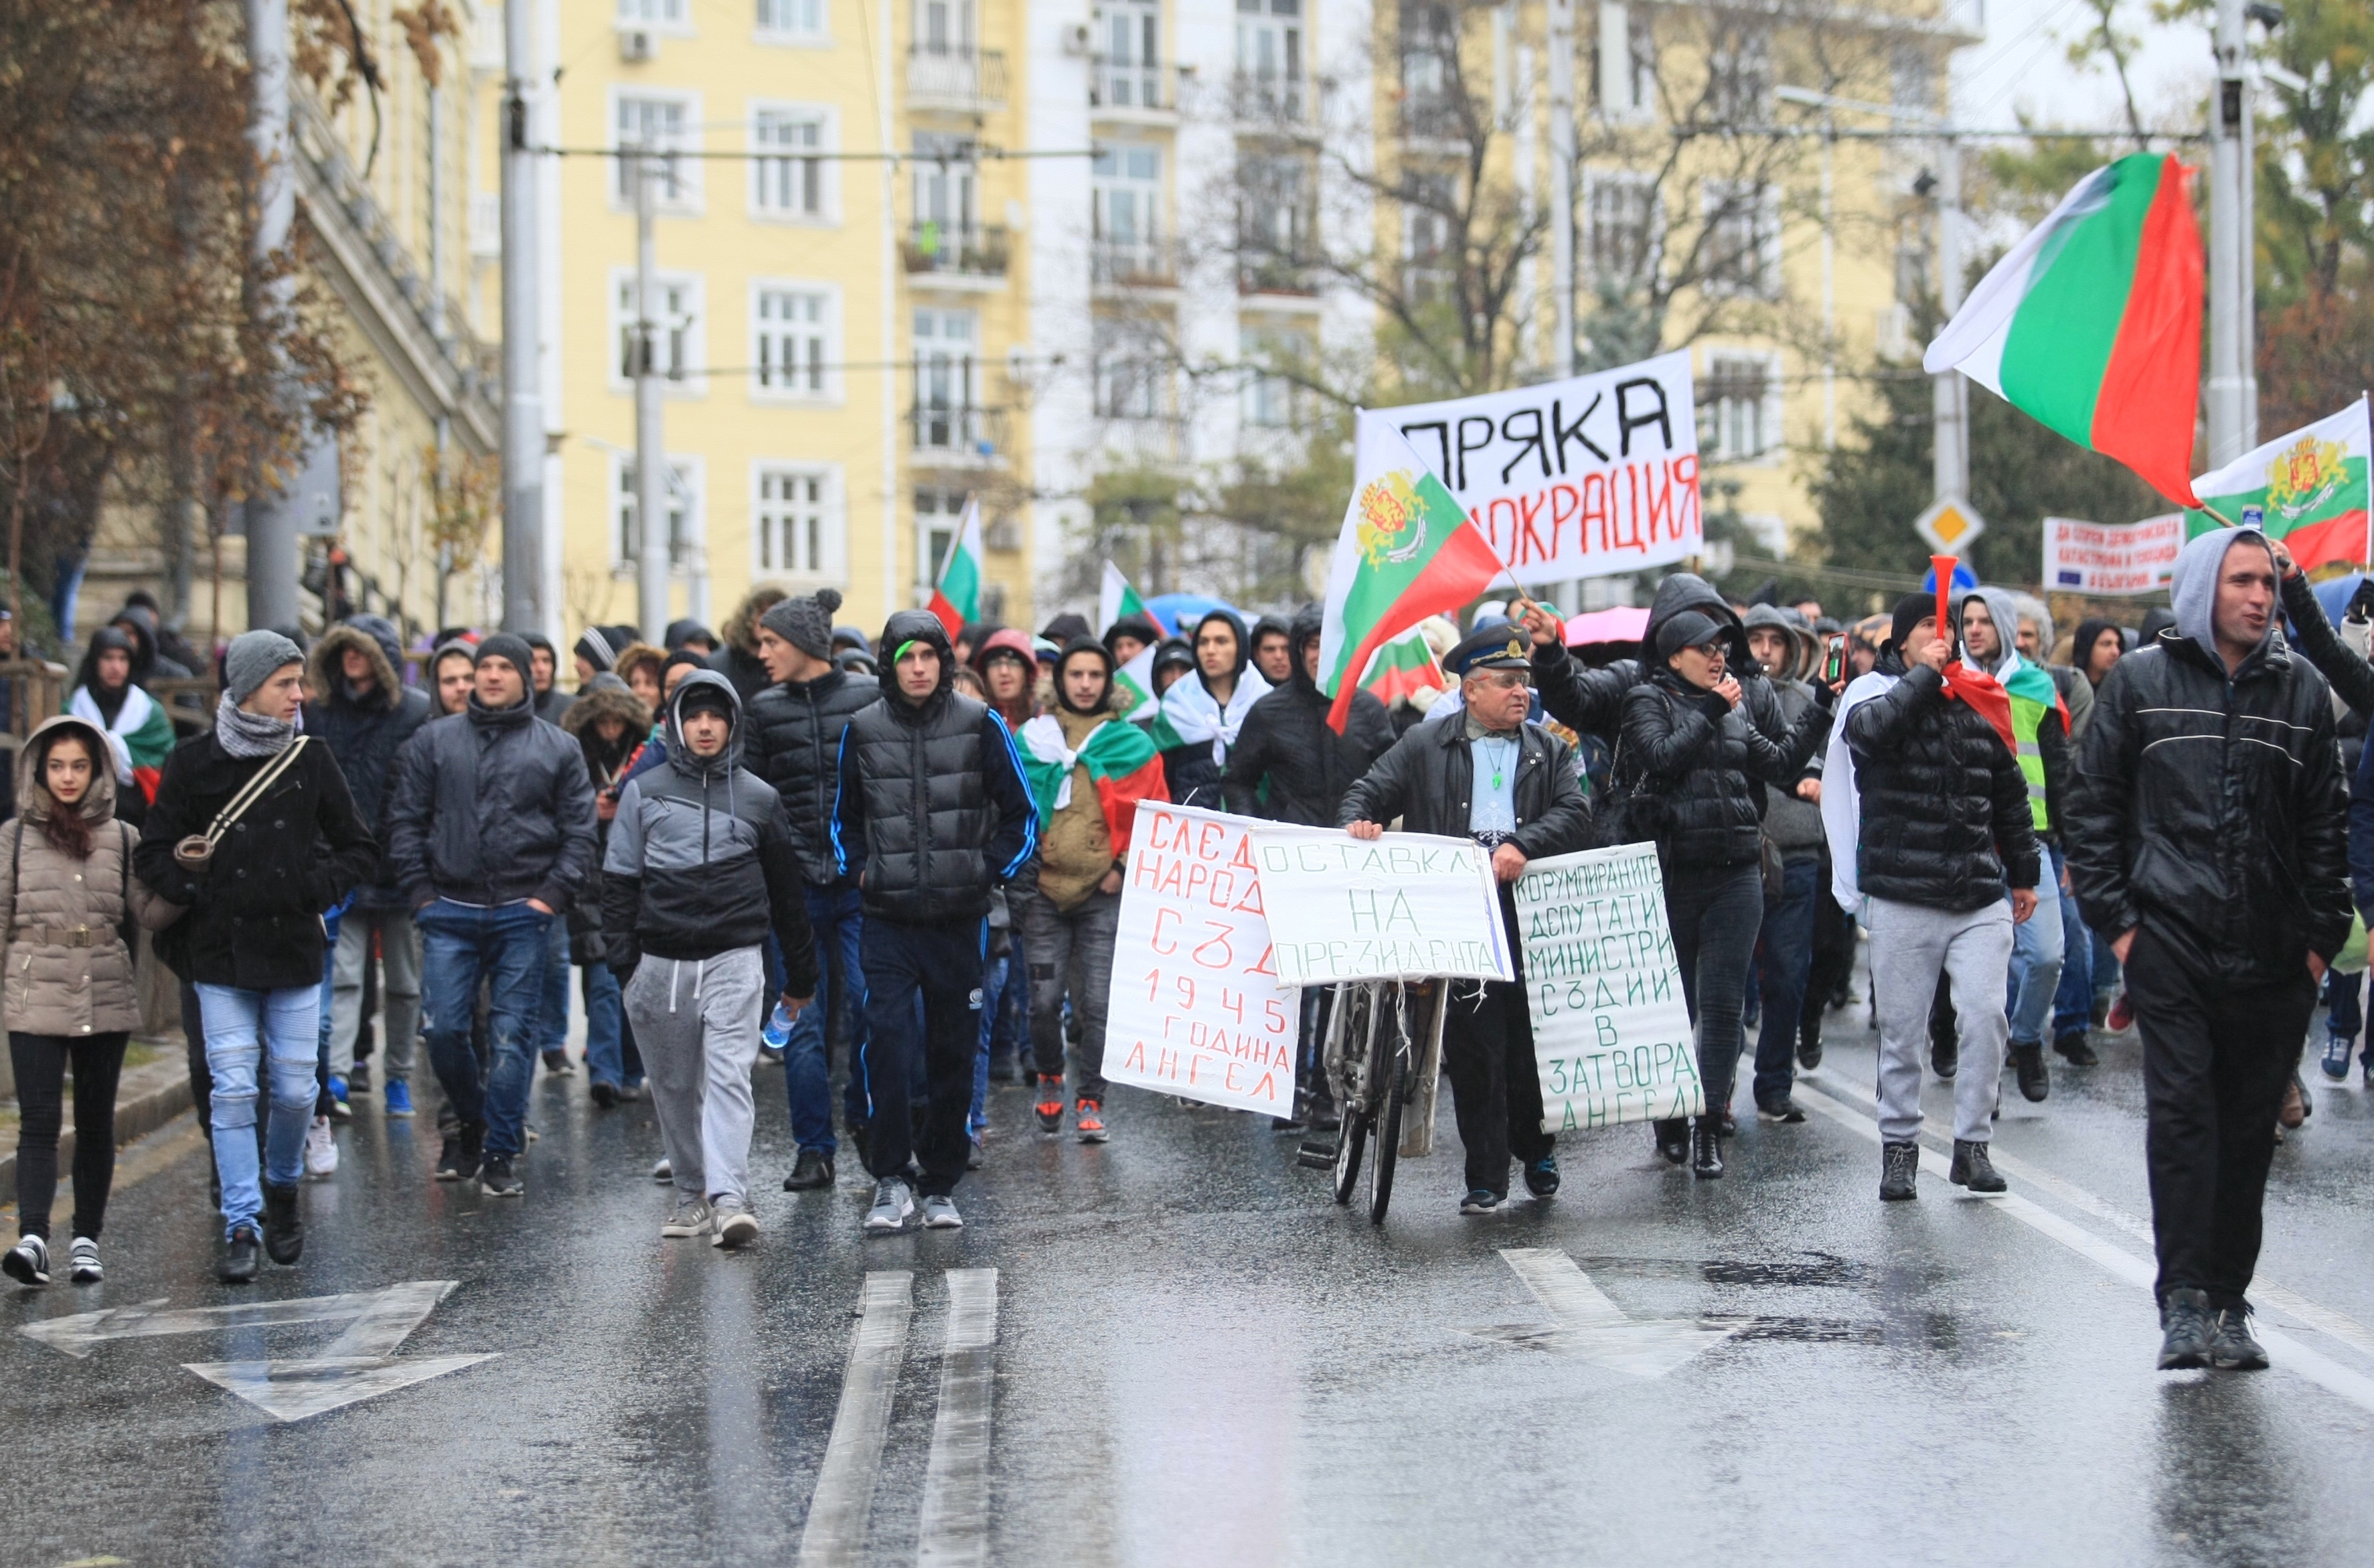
[2106,992,2134,1032]
[1034,1075,1064,1133]
[1075,1098,1109,1144]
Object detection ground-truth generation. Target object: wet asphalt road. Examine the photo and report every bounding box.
[7,985,2374,1568]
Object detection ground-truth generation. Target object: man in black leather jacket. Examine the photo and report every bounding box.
[1339,626,1592,1214]
[2068,527,2350,1373]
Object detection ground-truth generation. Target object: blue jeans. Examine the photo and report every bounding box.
[581,961,644,1089]
[2053,852,2093,1038]
[2324,969,2363,1044]
[315,907,341,1113]
[418,900,553,1159]
[2007,851,2066,1048]
[970,951,1018,1134]
[787,882,867,1156]
[197,983,320,1237]
[536,917,571,1059]
[1752,858,1820,1106]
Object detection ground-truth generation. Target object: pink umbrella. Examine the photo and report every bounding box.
[1563,606,1651,647]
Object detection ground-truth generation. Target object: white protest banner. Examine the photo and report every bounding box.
[1103,802,1297,1115]
[1249,826,1512,986]
[1371,349,1700,586]
[2043,512,2183,595]
[1513,844,1700,1130]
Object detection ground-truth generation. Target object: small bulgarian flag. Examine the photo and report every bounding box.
[927,495,985,639]
[1316,418,1508,733]
[1358,625,1449,706]
[1110,640,1182,745]
[1924,151,2204,509]
[1099,560,1148,635]
[2184,398,2373,574]
[1016,713,1168,856]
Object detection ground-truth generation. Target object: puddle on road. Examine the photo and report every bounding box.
[1565,1251,1874,1289]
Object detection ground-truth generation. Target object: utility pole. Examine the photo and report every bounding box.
[1931,133,1968,510]
[634,148,671,643]
[1545,0,1579,378]
[2206,0,2257,465]
[500,0,544,635]
[242,0,299,632]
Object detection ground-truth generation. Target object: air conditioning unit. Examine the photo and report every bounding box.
[1061,22,1091,56]
[619,29,657,64]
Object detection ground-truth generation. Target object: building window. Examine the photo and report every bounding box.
[615,93,697,206]
[1700,180,1777,300]
[1703,354,1779,462]
[1235,0,1304,120]
[613,273,702,381]
[1588,171,1658,285]
[615,457,697,568]
[752,109,830,218]
[912,131,978,236]
[1706,23,1770,125]
[1236,152,1313,291]
[619,0,690,27]
[755,286,831,396]
[1891,44,1935,117]
[1093,318,1163,420]
[1093,144,1163,283]
[1400,3,1458,138]
[758,0,827,40]
[756,465,836,576]
[913,309,979,450]
[1595,4,1655,124]
[1094,0,1162,108]
[1402,170,1457,303]
[1241,327,1307,428]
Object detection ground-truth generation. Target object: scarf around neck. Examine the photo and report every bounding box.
[216,694,297,759]
[1160,666,1271,762]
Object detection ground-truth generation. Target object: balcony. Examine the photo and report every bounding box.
[1093,238,1177,291]
[1230,70,1307,127]
[908,46,1007,114]
[902,222,1010,282]
[1237,253,1320,301]
[1091,56,1171,114]
[908,400,1010,461]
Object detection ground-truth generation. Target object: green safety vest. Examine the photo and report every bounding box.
[2001,661,2065,833]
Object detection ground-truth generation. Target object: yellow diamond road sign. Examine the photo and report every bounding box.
[1914,496,1987,554]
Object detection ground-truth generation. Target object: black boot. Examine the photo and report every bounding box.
[2053,1028,2098,1067]
[262,1182,304,1265]
[1879,1140,1919,1201]
[457,1119,485,1181]
[1690,1117,1724,1179]
[221,1223,262,1283]
[1929,1030,1958,1080]
[1652,1119,1689,1166]
[2158,1287,2214,1370]
[783,1148,835,1190]
[2010,1043,2049,1103]
[1949,1139,2006,1193]
[2209,1305,2269,1370]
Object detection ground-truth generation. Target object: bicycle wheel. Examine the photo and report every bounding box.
[1366,990,1409,1225]
[1330,986,1372,1206]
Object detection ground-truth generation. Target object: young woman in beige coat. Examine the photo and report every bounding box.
[1,716,173,1287]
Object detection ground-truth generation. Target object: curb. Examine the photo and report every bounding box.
[0,1052,193,1196]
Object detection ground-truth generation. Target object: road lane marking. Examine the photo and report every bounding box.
[916,1268,999,1568]
[798,1270,915,1568]
[1467,1249,1745,1377]
[1794,1081,2374,1416]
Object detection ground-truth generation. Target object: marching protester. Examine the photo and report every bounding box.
[1160,610,1270,807]
[386,634,597,1198]
[1741,604,1830,1125]
[603,672,817,1248]
[746,589,879,1191]
[1622,579,1834,1176]
[70,625,175,824]
[305,615,431,1119]
[524,633,574,725]
[2,718,176,1287]
[711,586,789,706]
[1831,595,2039,1203]
[428,637,478,717]
[1340,623,1591,1214]
[832,611,1037,1235]
[1103,613,1162,670]
[1015,637,1168,1145]
[1249,615,1293,686]
[2069,527,2349,1371]
[972,628,1040,736]
[561,673,651,1103]
[137,632,377,1282]
[665,619,719,657]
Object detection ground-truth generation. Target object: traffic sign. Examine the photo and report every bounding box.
[1922,560,1980,595]
[1913,496,1987,556]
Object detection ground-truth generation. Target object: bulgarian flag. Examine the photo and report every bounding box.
[927,495,984,639]
[1358,625,1449,706]
[2184,398,2373,574]
[1316,417,1508,733]
[1016,713,1168,857]
[1099,560,1149,634]
[1111,641,1183,745]
[1923,152,2204,508]
[70,684,175,803]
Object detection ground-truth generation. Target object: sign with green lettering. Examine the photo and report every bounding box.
[1248,827,1514,986]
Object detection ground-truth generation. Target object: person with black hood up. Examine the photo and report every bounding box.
[1248,614,1293,686]
[664,619,719,656]
[108,603,194,686]
[1103,613,1164,671]
[832,610,1037,1235]
[561,673,652,1103]
[68,626,175,826]
[521,633,573,725]
[2070,526,2349,1373]
[305,615,432,1118]
[1160,609,1271,808]
[119,589,204,676]
[1622,576,1834,1177]
[1148,636,1194,698]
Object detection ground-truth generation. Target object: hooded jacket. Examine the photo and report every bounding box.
[971,627,1040,733]
[1160,609,1271,807]
[0,717,176,1036]
[832,610,1038,924]
[1018,639,1169,911]
[303,617,434,907]
[746,659,881,885]
[385,684,599,913]
[108,605,193,686]
[2071,527,2351,986]
[599,672,817,986]
[1741,603,1828,860]
[1221,605,1396,826]
[1958,585,2070,844]
[522,632,574,724]
[560,676,650,959]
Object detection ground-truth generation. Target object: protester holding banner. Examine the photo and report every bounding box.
[1160,610,1270,809]
[1338,625,1591,1215]
[1620,578,1834,1178]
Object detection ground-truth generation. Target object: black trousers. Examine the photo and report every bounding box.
[1441,977,1553,1198]
[858,918,984,1197]
[2127,927,2315,1308]
[1801,856,1856,1042]
[9,1031,131,1241]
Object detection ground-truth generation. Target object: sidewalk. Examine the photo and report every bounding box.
[0,1038,193,1196]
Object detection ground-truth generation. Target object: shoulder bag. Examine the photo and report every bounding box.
[152,736,312,928]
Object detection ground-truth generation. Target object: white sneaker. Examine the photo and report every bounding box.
[864,1178,915,1235]
[652,1156,674,1182]
[67,1236,101,1284]
[661,1197,712,1239]
[711,1200,760,1250]
[920,1194,963,1230]
[303,1115,339,1179]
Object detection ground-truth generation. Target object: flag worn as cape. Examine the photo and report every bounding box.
[1017,712,1168,858]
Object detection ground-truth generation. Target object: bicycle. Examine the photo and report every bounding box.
[1317,977,1447,1225]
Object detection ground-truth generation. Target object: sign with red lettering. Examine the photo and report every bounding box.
[2043,512,2183,595]
[1374,350,1701,585]
[1104,802,1299,1116]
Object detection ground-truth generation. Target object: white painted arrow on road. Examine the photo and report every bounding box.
[1463,1249,1745,1378]
[17,1279,495,1422]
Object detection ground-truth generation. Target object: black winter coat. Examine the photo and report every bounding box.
[832,678,1037,926]
[2069,631,2351,987]
[1844,654,2040,912]
[1530,643,1644,743]
[135,732,378,991]
[385,695,599,913]
[1337,718,1592,860]
[1220,679,1395,826]
[302,623,431,909]
[1619,668,1831,873]
[746,668,882,882]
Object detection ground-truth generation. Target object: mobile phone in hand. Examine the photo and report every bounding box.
[1823,633,1846,684]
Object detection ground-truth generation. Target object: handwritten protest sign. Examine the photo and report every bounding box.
[1374,349,1700,586]
[1103,803,1297,1115]
[1249,827,1512,986]
[2044,513,2183,595]
[1513,844,1701,1129]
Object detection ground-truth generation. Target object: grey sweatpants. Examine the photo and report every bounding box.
[1865,894,2014,1144]
[625,946,767,1206]
[331,907,420,1081]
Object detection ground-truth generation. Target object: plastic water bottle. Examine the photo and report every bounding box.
[763,1000,794,1052]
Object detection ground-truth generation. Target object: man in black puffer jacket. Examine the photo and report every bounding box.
[832,611,1036,1235]
[1840,593,2038,1204]
[2069,527,2349,1373]
[1222,605,1395,826]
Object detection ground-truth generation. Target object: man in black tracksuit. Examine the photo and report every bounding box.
[2069,526,2350,1373]
[833,610,1036,1235]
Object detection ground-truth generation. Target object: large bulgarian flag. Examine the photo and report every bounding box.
[927,495,984,639]
[2183,398,2373,574]
[1316,417,1508,732]
[1358,625,1449,706]
[1099,560,1149,635]
[1016,713,1168,856]
[1923,151,2204,508]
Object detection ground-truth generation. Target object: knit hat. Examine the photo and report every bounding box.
[1889,592,1937,656]
[475,632,533,679]
[223,629,305,704]
[761,588,842,660]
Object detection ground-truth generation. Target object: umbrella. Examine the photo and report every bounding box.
[1141,593,1243,637]
[1563,606,1650,648]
